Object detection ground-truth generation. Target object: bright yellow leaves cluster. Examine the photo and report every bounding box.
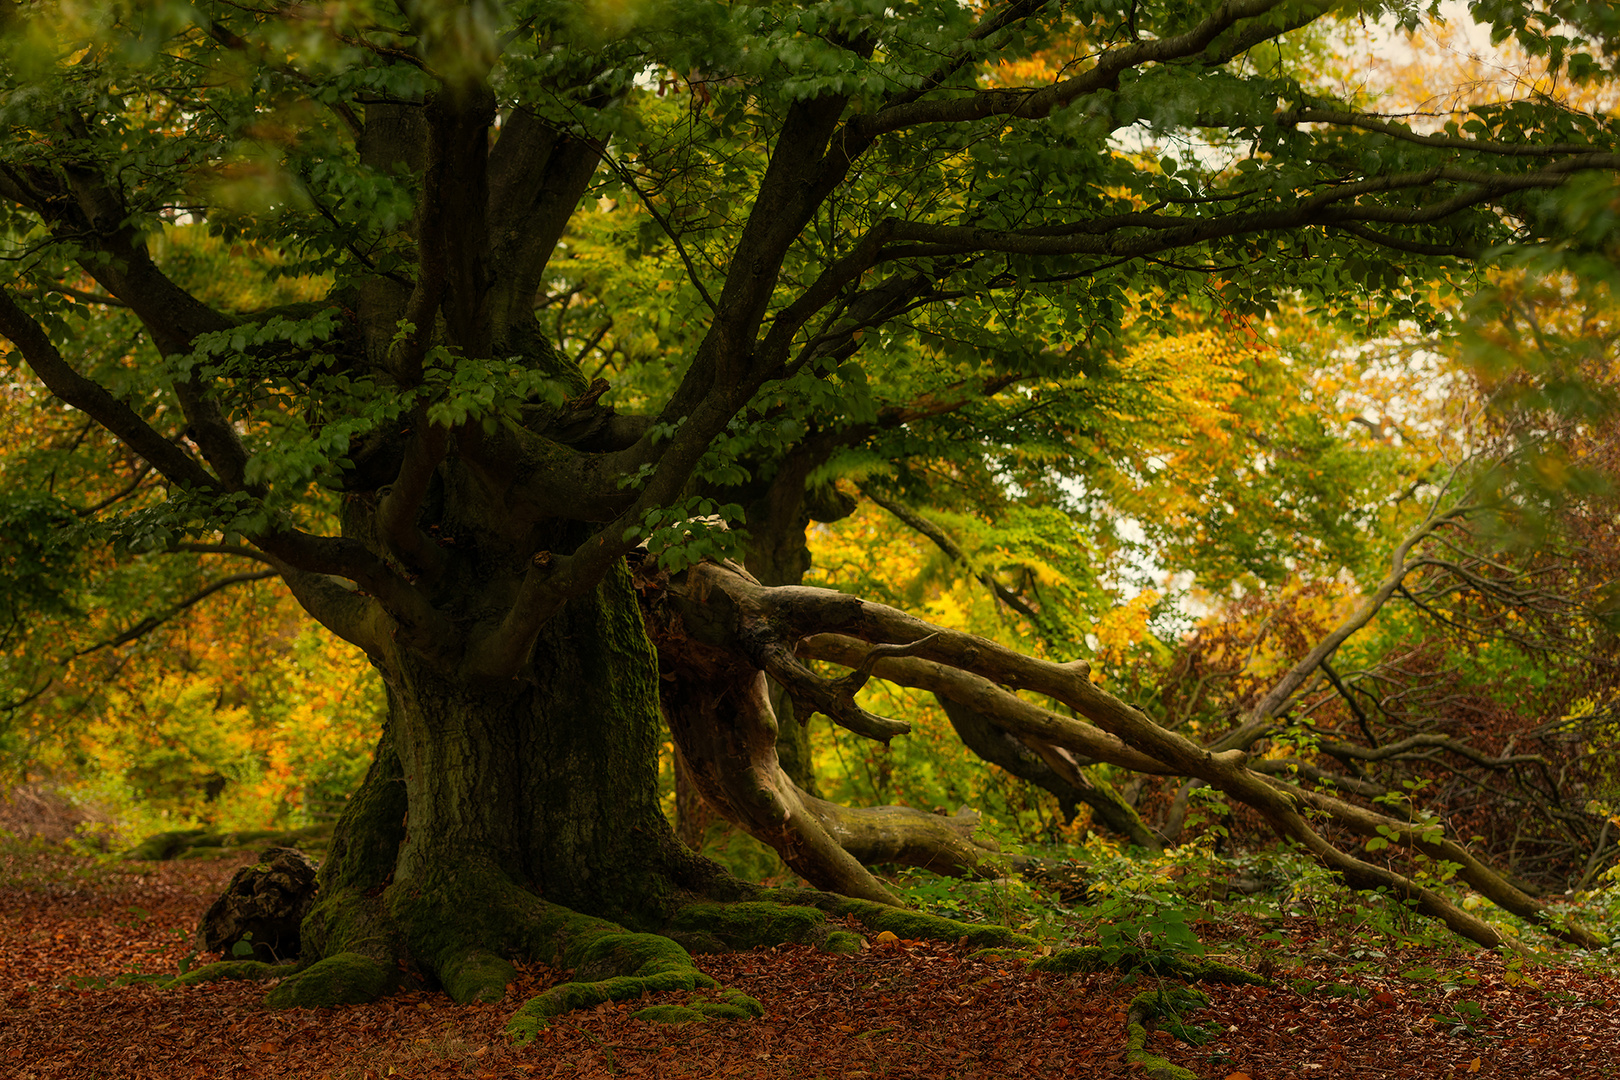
[28,578,382,838]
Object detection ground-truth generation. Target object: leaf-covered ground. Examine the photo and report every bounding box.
[4,843,1620,1079]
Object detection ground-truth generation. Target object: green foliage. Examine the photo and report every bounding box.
[628,498,748,572]
[892,866,1058,938]
[0,492,82,620]
[1,0,1619,969]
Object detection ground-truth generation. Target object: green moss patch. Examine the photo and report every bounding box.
[695,989,764,1019]
[632,1004,708,1023]
[574,932,706,982]
[969,947,1034,963]
[439,947,518,1004]
[298,885,403,968]
[1031,946,1269,986]
[666,902,828,950]
[1130,985,1211,1020]
[125,825,330,862]
[631,989,765,1024]
[124,829,209,861]
[505,962,719,1044]
[1124,1021,1200,1080]
[170,960,286,987]
[263,951,392,1008]
[832,897,1040,950]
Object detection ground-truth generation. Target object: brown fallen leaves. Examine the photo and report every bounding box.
[4,845,1620,1079]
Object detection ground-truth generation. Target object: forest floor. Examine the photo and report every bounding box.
[4,838,1620,1080]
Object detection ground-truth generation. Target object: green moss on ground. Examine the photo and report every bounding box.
[263,952,392,1008]
[505,932,719,1044]
[1124,1021,1201,1080]
[1129,985,1211,1019]
[632,1004,708,1023]
[1030,947,1269,986]
[696,989,764,1019]
[969,947,1035,963]
[761,890,1039,950]
[505,960,719,1044]
[124,829,209,861]
[631,988,764,1025]
[170,960,286,987]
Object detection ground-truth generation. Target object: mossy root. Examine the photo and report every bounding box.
[263,951,393,1008]
[1123,986,1212,1080]
[758,887,1039,949]
[170,960,287,987]
[505,932,719,1043]
[440,947,518,1004]
[632,989,765,1024]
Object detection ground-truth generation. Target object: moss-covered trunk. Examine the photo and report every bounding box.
[296,565,722,1004]
[387,565,675,916]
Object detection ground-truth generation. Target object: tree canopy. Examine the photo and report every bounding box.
[2,0,1620,1026]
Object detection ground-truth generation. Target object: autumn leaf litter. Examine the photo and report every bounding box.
[5,845,1620,1079]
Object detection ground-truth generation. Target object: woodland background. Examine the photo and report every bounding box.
[2,3,1619,941]
[3,5,1620,1078]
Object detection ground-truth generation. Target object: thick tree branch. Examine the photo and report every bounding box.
[375,405,449,579]
[0,288,219,491]
[799,633,1174,775]
[658,92,853,425]
[487,107,607,337]
[671,560,1600,948]
[1,139,252,488]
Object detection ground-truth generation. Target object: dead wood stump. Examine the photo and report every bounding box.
[196,846,318,962]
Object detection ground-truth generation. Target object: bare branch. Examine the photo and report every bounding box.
[1212,496,1475,753]
[74,570,278,658]
[860,486,1049,628]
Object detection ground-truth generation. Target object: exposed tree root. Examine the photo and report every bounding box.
[266,952,397,1007]
[763,889,1042,950]
[503,932,721,1043]
[1124,986,1212,1080]
[645,560,1609,953]
[1029,949,1267,1080]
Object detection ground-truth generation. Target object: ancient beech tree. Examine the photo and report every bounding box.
[2,0,1617,1021]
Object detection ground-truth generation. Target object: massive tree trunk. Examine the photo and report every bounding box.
[7,2,1614,1032]
[294,564,746,1008]
[383,565,685,921]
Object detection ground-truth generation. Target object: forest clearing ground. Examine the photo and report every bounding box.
[4,842,1620,1079]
